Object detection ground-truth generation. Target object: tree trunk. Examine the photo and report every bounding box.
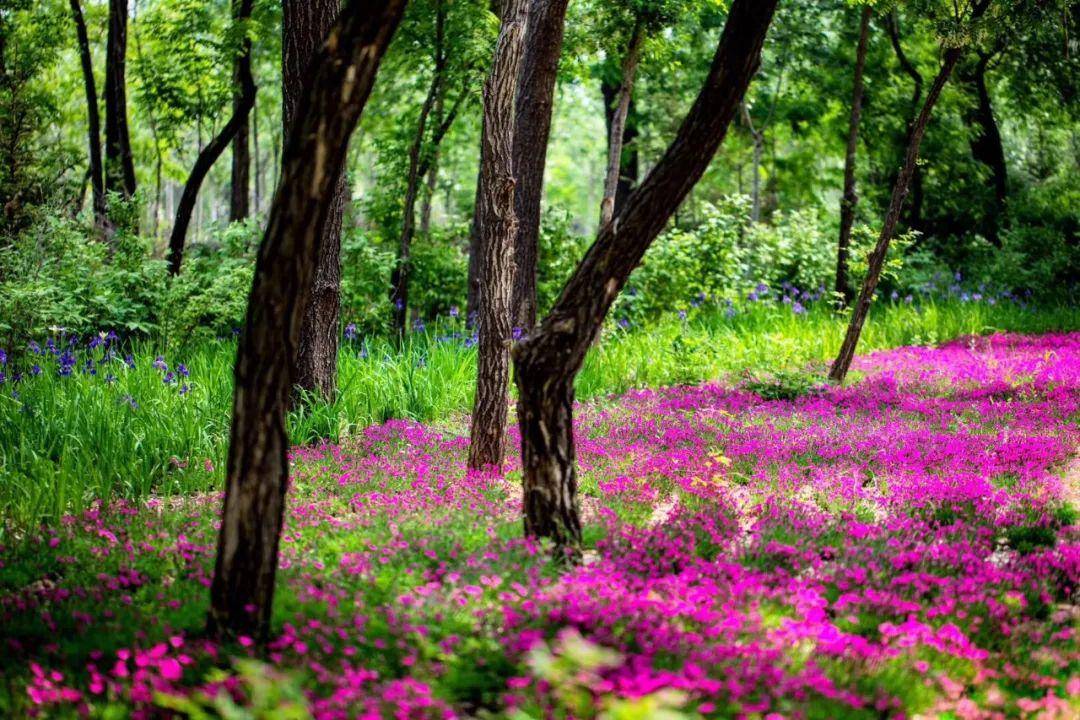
[167,0,256,274]
[829,48,964,384]
[600,80,638,216]
[740,102,763,222]
[104,0,137,203]
[886,11,925,231]
[599,23,644,228]
[69,0,106,232]
[467,0,529,472]
[835,6,872,307]
[230,0,252,224]
[961,51,1006,244]
[512,0,570,331]
[419,92,443,235]
[286,0,350,400]
[513,0,778,550]
[208,0,406,642]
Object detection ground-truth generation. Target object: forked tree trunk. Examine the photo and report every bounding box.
[230,3,251,224]
[104,0,137,202]
[467,0,529,471]
[287,0,349,399]
[512,0,570,330]
[208,0,406,642]
[167,0,256,274]
[599,22,644,228]
[512,0,778,550]
[835,6,872,307]
[69,0,107,232]
[829,48,964,384]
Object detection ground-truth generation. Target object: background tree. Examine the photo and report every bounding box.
[104,0,137,204]
[69,0,107,233]
[467,0,529,471]
[513,0,778,550]
[209,0,407,641]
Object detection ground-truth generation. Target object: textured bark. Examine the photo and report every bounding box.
[467,0,529,471]
[886,11,924,231]
[599,23,644,228]
[511,0,570,331]
[835,6,872,307]
[960,51,1007,244]
[104,0,136,202]
[230,0,251,224]
[513,0,778,550]
[69,0,106,231]
[287,0,349,400]
[208,0,406,642]
[829,49,964,384]
[167,0,256,274]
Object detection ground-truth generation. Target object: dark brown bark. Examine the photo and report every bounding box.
[167,0,256,274]
[960,50,1007,244]
[886,11,924,231]
[230,0,252,223]
[467,0,529,472]
[511,0,570,331]
[104,0,136,203]
[512,0,778,550]
[208,0,406,642]
[69,0,106,231]
[286,0,349,400]
[829,48,964,384]
[835,6,872,307]
[600,22,644,228]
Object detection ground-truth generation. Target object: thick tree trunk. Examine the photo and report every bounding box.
[208,0,406,642]
[512,0,569,331]
[69,0,106,232]
[886,11,925,231]
[513,0,778,550]
[835,6,872,307]
[104,0,137,202]
[599,23,644,228]
[467,0,529,472]
[829,49,963,384]
[286,0,349,400]
[167,0,256,274]
[230,5,251,225]
[961,51,1007,244]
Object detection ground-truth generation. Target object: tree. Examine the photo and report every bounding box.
[829,0,992,384]
[512,0,778,550]
[166,0,256,276]
[285,0,349,399]
[511,0,571,330]
[599,20,644,226]
[885,10,926,232]
[230,0,252,223]
[68,0,106,233]
[467,0,529,471]
[957,45,1007,244]
[104,0,136,203]
[834,6,872,306]
[208,0,407,641]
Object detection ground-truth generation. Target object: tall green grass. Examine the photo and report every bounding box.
[1,299,1076,531]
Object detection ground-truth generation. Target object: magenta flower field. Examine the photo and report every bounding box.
[3,333,1078,719]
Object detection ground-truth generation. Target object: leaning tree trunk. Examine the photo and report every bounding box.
[104,0,137,203]
[208,0,406,642]
[829,48,964,384]
[513,0,778,551]
[287,0,349,400]
[599,22,644,227]
[167,0,256,274]
[230,0,252,224]
[600,78,639,215]
[69,0,107,232]
[467,0,529,472]
[886,11,925,232]
[835,6,872,307]
[511,0,570,331]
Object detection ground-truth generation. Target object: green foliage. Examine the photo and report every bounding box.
[742,368,827,401]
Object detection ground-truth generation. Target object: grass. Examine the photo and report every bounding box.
[0,297,1076,531]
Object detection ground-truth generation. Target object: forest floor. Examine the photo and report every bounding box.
[2,332,1078,718]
